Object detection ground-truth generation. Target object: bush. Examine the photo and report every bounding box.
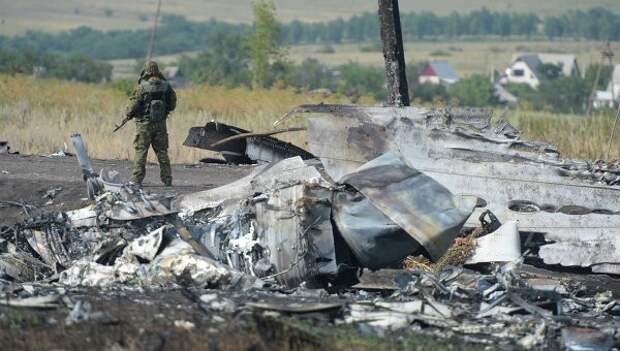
[336,62,386,101]
[179,32,251,87]
[0,48,112,83]
[110,79,135,96]
[449,75,498,107]
[412,83,449,103]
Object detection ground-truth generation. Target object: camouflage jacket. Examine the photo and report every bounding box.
[125,77,177,122]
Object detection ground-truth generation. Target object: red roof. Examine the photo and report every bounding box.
[420,65,437,77]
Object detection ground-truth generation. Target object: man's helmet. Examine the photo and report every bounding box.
[139,61,165,82]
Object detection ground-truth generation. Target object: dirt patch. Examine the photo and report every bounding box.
[0,154,254,224]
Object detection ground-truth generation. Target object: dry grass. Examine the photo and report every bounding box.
[504,109,619,160]
[0,74,618,164]
[0,74,357,164]
[403,229,482,272]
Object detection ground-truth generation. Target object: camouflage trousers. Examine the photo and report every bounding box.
[131,120,172,185]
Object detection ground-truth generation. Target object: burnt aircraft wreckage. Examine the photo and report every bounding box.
[29,103,619,290]
[6,131,476,289]
[180,104,620,276]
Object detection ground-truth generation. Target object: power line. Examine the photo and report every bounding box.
[146,0,163,61]
[606,101,620,160]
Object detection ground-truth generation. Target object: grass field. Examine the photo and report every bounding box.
[0,74,365,163]
[0,74,618,164]
[2,0,619,35]
[289,40,611,77]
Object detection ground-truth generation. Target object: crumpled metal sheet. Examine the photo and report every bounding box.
[334,152,478,261]
[332,190,420,269]
[467,221,521,264]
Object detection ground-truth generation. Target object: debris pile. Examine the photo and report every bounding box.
[1,106,620,348]
[343,262,620,348]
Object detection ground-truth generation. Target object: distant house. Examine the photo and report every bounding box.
[418,61,459,86]
[162,66,186,88]
[594,64,620,109]
[500,53,580,89]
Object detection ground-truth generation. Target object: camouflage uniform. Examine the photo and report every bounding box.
[125,61,177,186]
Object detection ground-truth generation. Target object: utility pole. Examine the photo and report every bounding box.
[378,0,410,107]
[587,42,614,115]
[147,0,163,61]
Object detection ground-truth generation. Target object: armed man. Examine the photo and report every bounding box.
[119,61,177,187]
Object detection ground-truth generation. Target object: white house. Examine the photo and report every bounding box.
[594,64,620,109]
[537,54,581,77]
[418,61,459,87]
[500,53,580,89]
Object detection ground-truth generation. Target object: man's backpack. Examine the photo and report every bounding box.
[141,79,169,122]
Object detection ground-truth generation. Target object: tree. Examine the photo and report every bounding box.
[289,58,335,90]
[246,0,285,88]
[449,75,498,107]
[336,62,385,101]
[179,32,250,87]
[539,77,588,114]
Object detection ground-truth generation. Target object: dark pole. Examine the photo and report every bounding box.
[147,0,162,61]
[378,0,410,106]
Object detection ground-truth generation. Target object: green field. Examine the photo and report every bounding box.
[2,0,619,35]
[289,40,607,77]
[103,39,610,81]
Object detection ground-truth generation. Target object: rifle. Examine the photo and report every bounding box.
[113,116,131,132]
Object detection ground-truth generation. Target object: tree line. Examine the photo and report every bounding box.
[0,48,112,83]
[0,7,619,61]
[0,16,249,60]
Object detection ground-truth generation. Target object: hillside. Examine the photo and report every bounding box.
[2,0,619,35]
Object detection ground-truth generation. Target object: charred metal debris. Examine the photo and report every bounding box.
[1,106,620,347]
[183,121,313,164]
